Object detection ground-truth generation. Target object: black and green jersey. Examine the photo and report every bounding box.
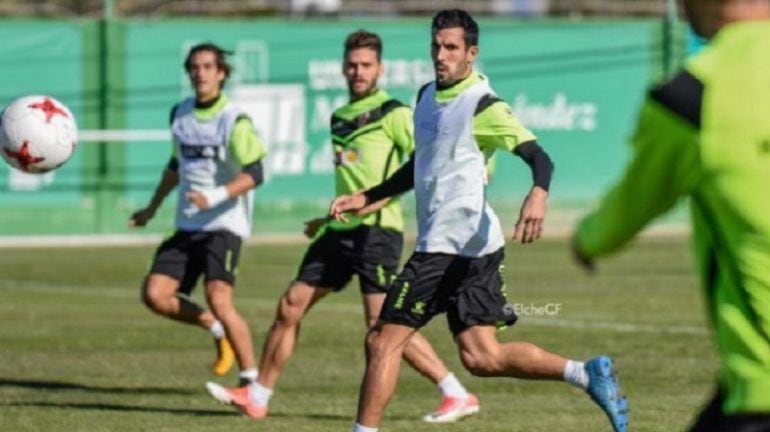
[329,89,413,232]
[576,22,770,413]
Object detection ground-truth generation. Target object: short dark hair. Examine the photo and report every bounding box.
[431,9,479,47]
[184,42,233,86]
[344,29,383,61]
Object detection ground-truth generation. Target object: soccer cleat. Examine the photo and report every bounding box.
[422,393,480,423]
[212,337,234,376]
[585,355,628,432]
[205,382,268,420]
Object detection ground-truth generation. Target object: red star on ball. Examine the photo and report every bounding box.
[3,141,45,172]
[28,97,69,123]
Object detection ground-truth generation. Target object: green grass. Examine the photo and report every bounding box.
[0,237,717,431]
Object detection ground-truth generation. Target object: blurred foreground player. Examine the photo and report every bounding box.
[573,1,770,431]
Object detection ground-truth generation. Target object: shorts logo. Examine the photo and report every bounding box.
[376,264,387,287]
[411,301,426,316]
[498,264,509,300]
[393,281,410,310]
[225,250,233,272]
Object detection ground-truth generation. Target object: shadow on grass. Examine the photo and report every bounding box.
[2,401,233,417]
[0,378,196,395]
[3,401,357,421]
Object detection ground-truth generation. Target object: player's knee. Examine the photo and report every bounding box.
[141,281,163,312]
[460,350,503,377]
[276,294,306,327]
[364,327,388,359]
[208,296,234,318]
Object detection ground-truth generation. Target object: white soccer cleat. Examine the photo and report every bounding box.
[422,393,480,423]
[205,381,268,420]
[206,381,234,404]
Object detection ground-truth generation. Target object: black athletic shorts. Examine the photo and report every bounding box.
[689,388,770,432]
[295,225,403,294]
[149,230,242,295]
[379,247,517,336]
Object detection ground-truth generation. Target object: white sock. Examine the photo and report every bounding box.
[564,360,589,390]
[209,320,226,339]
[437,372,469,399]
[352,423,378,432]
[238,368,259,384]
[248,382,273,407]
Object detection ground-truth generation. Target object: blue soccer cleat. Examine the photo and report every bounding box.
[585,355,628,432]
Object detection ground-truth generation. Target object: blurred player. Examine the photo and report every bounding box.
[129,43,265,385]
[330,9,627,432]
[205,29,477,423]
[572,1,770,431]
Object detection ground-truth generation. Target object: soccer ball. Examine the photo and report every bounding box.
[0,95,78,173]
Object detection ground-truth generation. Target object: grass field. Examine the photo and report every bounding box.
[0,237,717,432]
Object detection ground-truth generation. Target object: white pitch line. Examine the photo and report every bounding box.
[0,280,708,336]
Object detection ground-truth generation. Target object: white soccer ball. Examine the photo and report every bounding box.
[0,95,78,174]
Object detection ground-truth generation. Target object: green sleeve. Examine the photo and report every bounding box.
[383,106,415,162]
[474,101,537,158]
[229,117,267,166]
[575,99,703,257]
[171,142,178,158]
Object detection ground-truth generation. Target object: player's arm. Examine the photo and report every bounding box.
[130,104,180,227]
[572,71,705,267]
[474,96,552,243]
[129,157,179,227]
[330,155,414,222]
[187,116,267,210]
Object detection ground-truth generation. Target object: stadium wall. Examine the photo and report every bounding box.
[0,18,687,237]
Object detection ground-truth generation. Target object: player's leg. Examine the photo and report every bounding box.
[357,228,451,386]
[142,231,210,325]
[353,251,448,430]
[362,292,477,423]
[206,228,349,419]
[200,232,256,381]
[142,273,210,325]
[356,322,418,428]
[448,248,627,432]
[258,280,330,388]
[363,292,446,381]
[142,231,233,375]
[205,279,255,370]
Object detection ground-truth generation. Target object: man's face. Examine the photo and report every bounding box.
[187,50,225,101]
[431,27,477,87]
[343,47,382,99]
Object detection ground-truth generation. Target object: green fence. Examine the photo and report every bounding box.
[0,18,686,237]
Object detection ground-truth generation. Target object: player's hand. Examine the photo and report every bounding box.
[513,186,548,244]
[128,208,155,228]
[186,190,210,210]
[570,235,596,273]
[329,193,367,223]
[186,186,229,211]
[303,217,329,238]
